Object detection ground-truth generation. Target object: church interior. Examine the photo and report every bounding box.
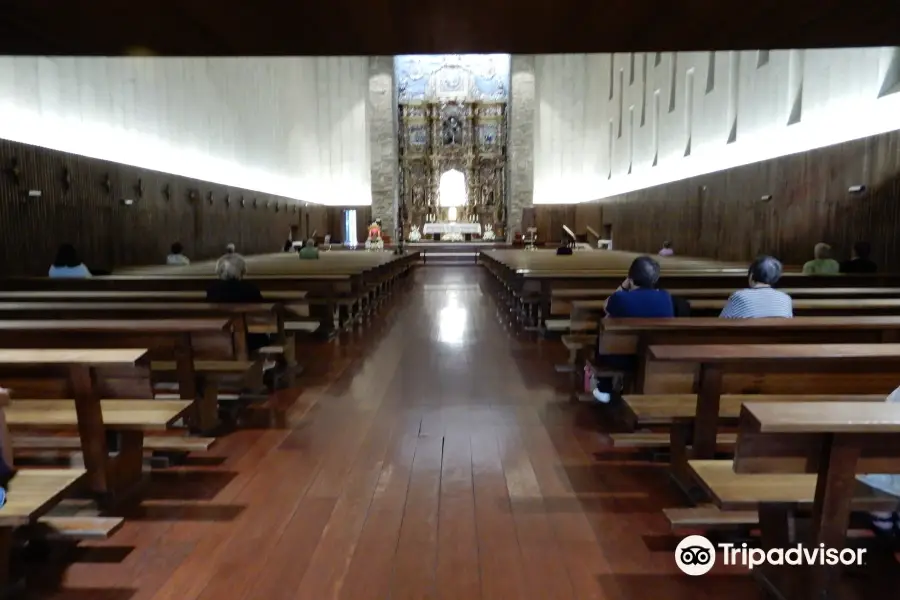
[1,2,900,599]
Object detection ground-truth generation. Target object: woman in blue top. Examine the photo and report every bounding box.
[592,256,674,403]
[48,244,91,278]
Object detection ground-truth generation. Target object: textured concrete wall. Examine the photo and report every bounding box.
[0,56,371,205]
[368,56,398,235]
[508,55,535,240]
[533,48,900,204]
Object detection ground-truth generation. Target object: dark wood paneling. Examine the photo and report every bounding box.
[1,0,899,55]
[0,138,306,275]
[535,129,900,269]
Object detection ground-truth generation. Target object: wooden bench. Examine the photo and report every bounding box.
[0,318,246,434]
[687,401,900,599]
[478,248,900,328]
[0,469,87,587]
[621,393,886,426]
[646,343,900,497]
[0,349,163,505]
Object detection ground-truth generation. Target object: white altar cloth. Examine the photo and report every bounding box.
[422,222,482,235]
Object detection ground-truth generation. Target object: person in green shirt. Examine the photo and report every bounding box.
[802,242,840,275]
[298,238,319,260]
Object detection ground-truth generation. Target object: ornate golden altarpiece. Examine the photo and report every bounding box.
[398,97,508,236]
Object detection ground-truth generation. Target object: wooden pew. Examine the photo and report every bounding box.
[552,287,900,317]
[0,348,178,504]
[605,316,900,394]
[646,343,900,496]
[479,248,900,327]
[688,401,900,599]
[0,469,89,588]
[0,318,246,434]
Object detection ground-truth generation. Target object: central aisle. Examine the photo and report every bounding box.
[56,267,760,600]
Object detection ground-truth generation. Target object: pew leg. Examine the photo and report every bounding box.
[193,377,220,435]
[108,430,145,505]
[0,527,23,597]
[751,504,801,600]
[669,421,704,503]
[69,366,111,498]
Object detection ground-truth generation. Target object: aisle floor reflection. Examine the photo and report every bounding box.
[438,290,467,345]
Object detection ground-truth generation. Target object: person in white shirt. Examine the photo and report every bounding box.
[719,256,793,318]
[48,244,92,278]
[166,242,190,266]
[658,241,674,257]
[216,243,246,277]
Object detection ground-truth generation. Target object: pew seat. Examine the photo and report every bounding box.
[0,469,86,527]
[11,434,215,454]
[33,515,124,540]
[561,334,597,351]
[688,460,900,511]
[545,319,598,332]
[622,394,886,425]
[151,360,255,373]
[663,505,759,529]
[609,432,737,448]
[7,399,190,430]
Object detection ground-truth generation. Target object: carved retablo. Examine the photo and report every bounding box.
[396,55,510,240]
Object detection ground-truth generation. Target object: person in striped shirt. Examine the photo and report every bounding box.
[719,256,793,319]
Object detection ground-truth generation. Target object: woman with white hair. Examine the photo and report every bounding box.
[206,254,268,352]
[216,243,246,276]
[802,242,840,275]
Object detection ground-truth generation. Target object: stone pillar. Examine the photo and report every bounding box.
[507,55,535,242]
[368,56,397,236]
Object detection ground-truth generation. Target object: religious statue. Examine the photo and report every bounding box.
[408,224,422,242]
[442,116,462,146]
[495,201,506,225]
[365,219,384,251]
[412,186,424,207]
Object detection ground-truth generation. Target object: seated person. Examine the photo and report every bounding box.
[802,242,840,275]
[166,242,190,265]
[556,241,573,255]
[840,241,877,274]
[592,256,674,403]
[0,387,15,489]
[860,384,900,536]
[720,255,793,318]
[48,243,91,278]
[658,241,674,256]
[216,243,246,276]
[299,238,319,259]
[206,255,269,353]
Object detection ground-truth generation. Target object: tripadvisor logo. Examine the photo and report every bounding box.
[675,535,866,576]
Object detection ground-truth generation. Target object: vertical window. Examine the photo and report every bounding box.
[706,51,716,94]
[608,55,615,100]
[617,69,624,138]
[654,52,662,67]
[629,53,636,85]
[668,53,678,113]
[640,53,648,126]
[757,50,770,68]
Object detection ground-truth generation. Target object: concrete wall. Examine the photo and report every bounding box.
[0,56,372,205]
[533,48,900,204]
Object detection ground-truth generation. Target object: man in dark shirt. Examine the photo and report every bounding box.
[840,241,877,274]
[592,256,674,403]
[206,256,268,352]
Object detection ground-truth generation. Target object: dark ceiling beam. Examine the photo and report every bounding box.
[0,0,898,55]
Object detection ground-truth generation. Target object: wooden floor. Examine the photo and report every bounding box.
[24,268,775,599]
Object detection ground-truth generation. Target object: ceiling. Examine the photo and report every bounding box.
[1,0,898,55]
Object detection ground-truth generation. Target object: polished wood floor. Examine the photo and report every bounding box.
[25,268,772,599]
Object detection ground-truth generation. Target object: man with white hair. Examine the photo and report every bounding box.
[206,254,268,352]
[216,243,246,277]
